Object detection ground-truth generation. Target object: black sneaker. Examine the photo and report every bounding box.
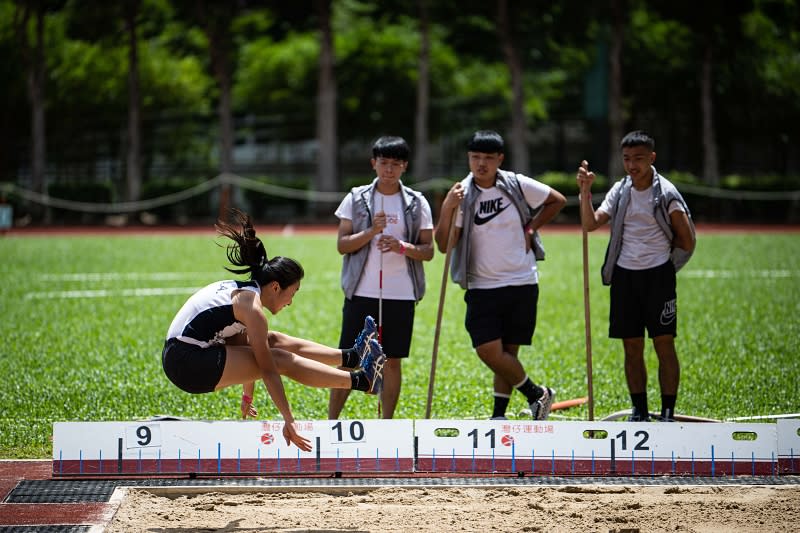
[528,387,555,420]
[655,409,676,422]
[628,407,651,422]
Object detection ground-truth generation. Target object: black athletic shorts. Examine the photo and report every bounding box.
[609,261,677,339]
[464,284,538,348]
[162,338,226,394]
[339,296,415,358]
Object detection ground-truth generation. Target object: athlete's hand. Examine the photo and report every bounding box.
[443,182,464,211]
[577,160,595,193]
[377,234,401,253]
[240,395,258,419]
[282,422,312,452]
[372,211,387,234]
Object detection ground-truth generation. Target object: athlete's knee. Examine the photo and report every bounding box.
[622,337,645,359]
[267,330,286,347]
[475,348,501,366]
[270,348,295,373]
[652,335,677,360]
[475,339,503,361]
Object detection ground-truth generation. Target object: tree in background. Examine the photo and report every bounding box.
[742,0,800,176]
[124,0,142,204]
[195,0,239,217]
[315,0,337,209]
[496,0,528,174]
[440,0,593,174]
[650,1,753,185]
[2,0,799,224]
[63,0,197,207]
[46,0,212,196]
[13,0,50,213]
[607,0,625,180]
[413,0,430,182]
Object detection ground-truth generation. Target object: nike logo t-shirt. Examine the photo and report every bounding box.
[455,174,551,289]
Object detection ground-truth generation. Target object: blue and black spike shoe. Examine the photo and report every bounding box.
[359,338,385,395]
[353,315,377,360]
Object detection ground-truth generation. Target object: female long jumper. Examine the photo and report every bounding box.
[163,210,384,450]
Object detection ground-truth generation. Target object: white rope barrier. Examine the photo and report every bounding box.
[0,177,222,213]
[1,175,797,214]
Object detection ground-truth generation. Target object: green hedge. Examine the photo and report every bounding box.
[141,178,213,222]
[535,170,609,197]
[664,171,800,224]
[242,176,310,222]
[47,182,115,224]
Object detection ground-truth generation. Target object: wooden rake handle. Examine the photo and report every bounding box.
[425,207,458,419]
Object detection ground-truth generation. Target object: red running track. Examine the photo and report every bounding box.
[0,460,120,528]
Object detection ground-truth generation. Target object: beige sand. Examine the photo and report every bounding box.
[107,483,800,532]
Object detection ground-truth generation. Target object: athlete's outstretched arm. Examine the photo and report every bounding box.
[233,290,311,451]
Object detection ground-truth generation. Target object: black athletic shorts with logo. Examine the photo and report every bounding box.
[609,261,677,339]
[464,284,538,348]
[162,338,226,393]
[339,296,415,358]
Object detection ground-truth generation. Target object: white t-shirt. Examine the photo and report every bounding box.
[336,190,433,300]
[598,185,685,270]
[455,175,551,289]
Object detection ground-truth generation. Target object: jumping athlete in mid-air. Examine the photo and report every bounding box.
[162,209,385,450]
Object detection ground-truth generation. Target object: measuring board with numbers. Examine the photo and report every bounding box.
[52,419,414,476]
[415,419,799,476]
[52,419,799,477]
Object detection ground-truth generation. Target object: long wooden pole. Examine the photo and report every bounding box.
[425,208,458,419]
[582,224,595,421]
[579,161,595,422]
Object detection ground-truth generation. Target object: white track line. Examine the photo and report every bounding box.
[683,269,796,278]
[38,272,218,281]
[25,287,200,299]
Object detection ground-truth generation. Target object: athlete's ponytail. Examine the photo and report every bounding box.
[215,209,304,288]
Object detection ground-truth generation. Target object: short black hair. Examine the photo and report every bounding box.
[372,136,410,161]
[467,130,504,153]
[620,130,655,151]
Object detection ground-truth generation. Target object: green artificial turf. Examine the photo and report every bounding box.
[1,229,798,458]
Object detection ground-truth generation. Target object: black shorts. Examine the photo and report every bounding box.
[339,296,415,358]
[162,338,226,394]
[464,284,538,348]
[609,261,677,339]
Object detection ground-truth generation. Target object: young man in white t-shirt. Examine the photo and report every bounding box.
[577,130,696,421]
[329,136,434,419]
[434,130,567,420]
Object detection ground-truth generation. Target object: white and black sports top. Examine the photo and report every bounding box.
[165,280,261,348]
